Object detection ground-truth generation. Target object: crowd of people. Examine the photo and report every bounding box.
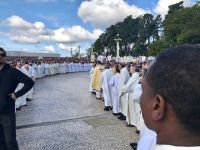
[6,56,92,111]
[90,57,152,150]
[1,44,200,150]
[89,44,200,150]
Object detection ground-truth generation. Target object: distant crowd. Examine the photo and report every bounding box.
[7,56,92,111]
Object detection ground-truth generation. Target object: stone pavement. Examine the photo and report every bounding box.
[16,72,138,150]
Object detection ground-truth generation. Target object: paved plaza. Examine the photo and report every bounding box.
[16,72,138,150]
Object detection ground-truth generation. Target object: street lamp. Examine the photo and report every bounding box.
[71,46,73,57]
[77,44,81,57]
[114,34,122,58]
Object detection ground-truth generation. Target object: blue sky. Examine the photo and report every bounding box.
[0,0,196,56]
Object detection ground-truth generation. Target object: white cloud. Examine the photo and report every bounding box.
[6,16,32,29]
[4,16,53,44]
[2,15,103,44]
[154,0,193,18]
[52,26,103,43]
[44,45,55,53]
[78,0,148,28]
[58,43,79,52]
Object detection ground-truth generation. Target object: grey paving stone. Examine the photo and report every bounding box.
[16,72,139,150]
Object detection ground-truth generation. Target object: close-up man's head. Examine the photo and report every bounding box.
[140,44,200,138]
[0,47,6,65]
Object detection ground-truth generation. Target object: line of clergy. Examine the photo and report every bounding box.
[12,60,92,112]
[89,59,155,150]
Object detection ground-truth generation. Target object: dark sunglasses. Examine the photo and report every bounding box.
[0,53,6,57]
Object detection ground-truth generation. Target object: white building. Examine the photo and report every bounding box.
[6,51,60,57]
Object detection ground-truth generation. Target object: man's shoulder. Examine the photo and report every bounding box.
[4,63,15,71]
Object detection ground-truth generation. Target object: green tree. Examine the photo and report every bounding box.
[148,39,169,56]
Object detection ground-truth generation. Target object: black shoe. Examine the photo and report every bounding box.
[104,107,110,111]
[126,124,136,127]
[135,130,140,134]
[130,142,137,150]
[26,98,32,101]
[109,106,113,110]
[91,92,96,95]
[113,113,120,116]
[118,115,126,120]
[118,113,123,116]
[16,107,21,111]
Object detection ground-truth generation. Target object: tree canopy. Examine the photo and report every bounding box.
[91,1,200,57]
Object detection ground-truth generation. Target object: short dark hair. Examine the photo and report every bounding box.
[146,44,200,135]
[0,47,6,56]
[113,63,120,73]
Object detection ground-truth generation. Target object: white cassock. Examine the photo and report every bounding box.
[49,64,53,75]
[154,145,200,150]
[22,67,34,101]
[38,65,42,78]
[89,67,95,92]
[137,129,157,150]
[132,83,146,134]
[119,67,130,114]
[51,63,55,75]
[110,73,120,113]
[45,64,50,76]
[66,63,69,73]
[77,63,80,72]
[61,63,65,74]
[72,63,75,72]
[41,63,46,77]
[32,63,38,79]
[83,63,86,71]
[121,72,139,126]
[55,63,59,74]
[101,69,113,107]
[64,63,67,73]
[59,63,62,74]
[67,63,72,72]
[15,68,24,110]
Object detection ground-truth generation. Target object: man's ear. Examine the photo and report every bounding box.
[151,95,166,121]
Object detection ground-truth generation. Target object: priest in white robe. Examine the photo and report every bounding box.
[101,64,113,111]
[118,63,130,120]
[22,62,34,103]
[109,64,121,115]
[120,65,139,126]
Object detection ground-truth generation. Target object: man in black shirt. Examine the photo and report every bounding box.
[0,47,34,150]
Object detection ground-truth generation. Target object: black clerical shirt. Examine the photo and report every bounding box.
[0,63,34,114]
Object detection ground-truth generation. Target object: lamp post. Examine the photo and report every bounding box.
[114,34,122,58]
[78,44,81,57]
[71,46,73,57]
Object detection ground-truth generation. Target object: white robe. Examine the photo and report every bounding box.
[22,67,34,101]
[121,72,139,126]
[119,67,130,96]
[110,73,120,113]
[89,67,95,92]
[32,64,38,79]
[101,69,113,107]
[118,67,130,113]
[154,145,200,150]
[137,129,157,150]
[132,83,147,136]
[45,64,50,76]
